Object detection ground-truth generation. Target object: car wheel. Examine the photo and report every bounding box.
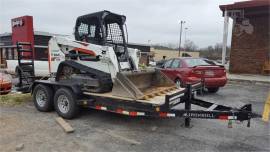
[207,87,219,93]
[33,84,54,112]
[175,78,182,88]
[54,88,79,119]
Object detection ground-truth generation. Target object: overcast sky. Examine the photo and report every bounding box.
[0,0,243,48]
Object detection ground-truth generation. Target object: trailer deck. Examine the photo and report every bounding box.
[84,87,185,105]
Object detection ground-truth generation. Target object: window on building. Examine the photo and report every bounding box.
[11,48,15,60]
[14,48,18,60]
[35,48,48,61]
[2,48,6,60]
[0,48,2,64]
[8,48,15,60]
[6,48,11,59]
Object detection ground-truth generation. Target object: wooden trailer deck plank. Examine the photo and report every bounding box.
[83,88,184,105]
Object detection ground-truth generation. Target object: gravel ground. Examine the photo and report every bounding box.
[0,83,269,152]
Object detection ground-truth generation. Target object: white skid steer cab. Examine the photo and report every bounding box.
[48,10,175,99]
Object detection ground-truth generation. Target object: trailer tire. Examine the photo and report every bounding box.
[54,88,79,119]
[33,84,54,112]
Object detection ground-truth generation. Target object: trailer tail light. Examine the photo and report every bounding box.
[95,106,176,118]
[129,111,137,116]
[95,105,107,110]
[116,108,123,114]
[159,112,167,117]
[159,112,175,117]
[95,105,102,110]
[218,115,228,120]
[218,115,237,120]
[95,106,146,116]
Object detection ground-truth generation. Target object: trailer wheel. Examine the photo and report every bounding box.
[54,88,79,119]
[33,84,54,112]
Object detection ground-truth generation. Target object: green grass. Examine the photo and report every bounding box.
[0,93,32,106]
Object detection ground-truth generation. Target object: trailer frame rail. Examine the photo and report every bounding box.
[77,82,260,128]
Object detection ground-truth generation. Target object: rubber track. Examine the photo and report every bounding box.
[55,60,113,93]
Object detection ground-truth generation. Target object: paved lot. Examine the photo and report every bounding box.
[0,83,269,152]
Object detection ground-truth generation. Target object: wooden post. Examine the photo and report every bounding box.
[222,10,229,65]
[262,92,270,122]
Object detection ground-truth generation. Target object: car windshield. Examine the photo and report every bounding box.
[185,58,212,67]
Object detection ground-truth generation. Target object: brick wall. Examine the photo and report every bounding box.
[229,14,270,74]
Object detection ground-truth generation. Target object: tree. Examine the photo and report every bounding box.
[199,43,231,60]
[184,40,198,51]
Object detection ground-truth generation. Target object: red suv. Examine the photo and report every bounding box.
[160,57,227,93]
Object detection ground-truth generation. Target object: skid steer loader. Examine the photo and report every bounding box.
[47,10,175,100]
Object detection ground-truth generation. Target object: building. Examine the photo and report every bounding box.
[0,16,65,68]
[150,48,200,61]
[220,0,270,74]
[127,43,151,65]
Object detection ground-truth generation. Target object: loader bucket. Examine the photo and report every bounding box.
[112,69,176,100]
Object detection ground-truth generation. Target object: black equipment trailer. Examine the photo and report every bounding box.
[15,41,259,128]
[31,79,260,128]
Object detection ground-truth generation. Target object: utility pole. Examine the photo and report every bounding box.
[178,20,185,57]
[184,27,188,51]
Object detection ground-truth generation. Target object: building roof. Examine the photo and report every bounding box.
[0,31,67,37]
[34,31,68,37]
[220,0,270,11]
[128,42,150,47]
[0,32,11,37]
